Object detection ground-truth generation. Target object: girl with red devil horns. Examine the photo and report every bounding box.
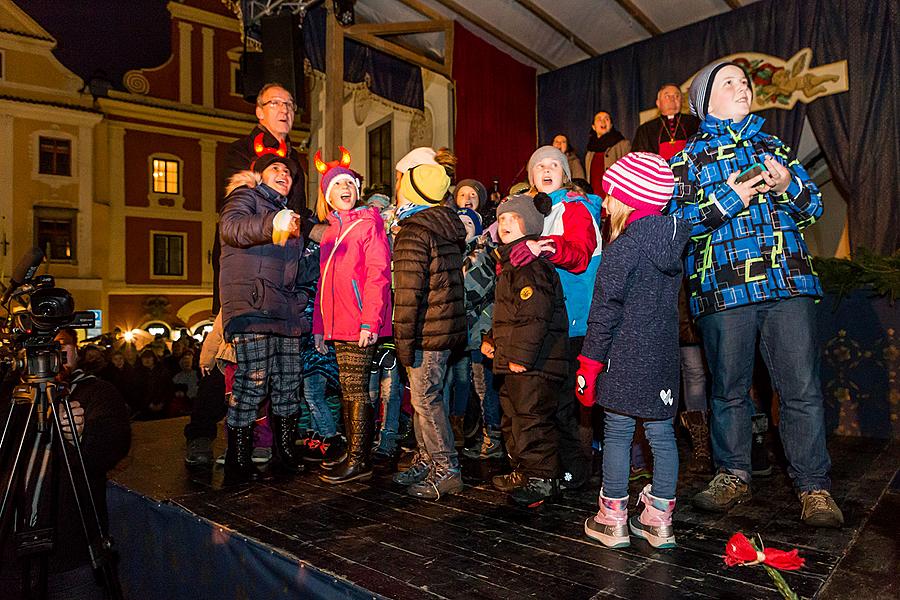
[312,147,394,485]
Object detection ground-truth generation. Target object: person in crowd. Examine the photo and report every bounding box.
[678,281,712,474]
[456,208,503,459]
[312,149,392,485]
[578,153,691,549]
[585,111,630,196]
[0,328,131,600]
[184,312,233,467]
[481,193,569,507]
[218,152,310,482]
[133,349,172,420]
[666,62,842,528]
[442,207,484,446]
[164,337,187,376]
[391,163,467,500]
[104,350,136,408]
[552,134,586,180]
[502,145,602,493]
[170,350,199,416]
[631,84,701,161]
[454,178,488,218]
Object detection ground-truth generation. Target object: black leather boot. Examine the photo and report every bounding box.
[271,412,304,475]
[320,401,350,470]
[319,402,374,484]
[224,425,260,483]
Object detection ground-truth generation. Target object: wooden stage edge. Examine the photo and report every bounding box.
[111,417,899,599]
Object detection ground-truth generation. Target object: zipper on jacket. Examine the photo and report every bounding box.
[351,279,363,311]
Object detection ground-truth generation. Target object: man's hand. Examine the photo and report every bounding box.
[58,400,84,444]
[508,362,527,373]
[314,333,328,355]
[726,171,771,208]
[480,340,495,359]
[760,155,792,195]
[358,329,378,348]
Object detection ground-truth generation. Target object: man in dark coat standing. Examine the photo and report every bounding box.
[631,84,700,162]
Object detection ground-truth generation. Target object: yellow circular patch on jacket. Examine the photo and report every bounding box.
[520,286,533,300]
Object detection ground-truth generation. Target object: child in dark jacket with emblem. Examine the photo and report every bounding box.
[576,153,692,549]
[481,193,569,508]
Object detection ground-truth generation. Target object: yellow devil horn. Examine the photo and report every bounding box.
[314,150,327,174]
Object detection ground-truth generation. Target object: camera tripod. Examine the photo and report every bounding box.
[0,346,124,600]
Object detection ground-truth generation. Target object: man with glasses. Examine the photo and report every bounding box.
[186,82,319,468]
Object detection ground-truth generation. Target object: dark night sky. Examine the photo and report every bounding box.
[16,0,172,89]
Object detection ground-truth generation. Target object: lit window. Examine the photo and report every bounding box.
[367,121,392,188]
[152,233,184,277]
[39,137,71,176]
[34,208,77,263]
[152,158,180,194]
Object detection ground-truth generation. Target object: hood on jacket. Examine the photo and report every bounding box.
[623,215,692,276]
[225,170,262,197]
[700,113,764,142]
[401,205,467,247]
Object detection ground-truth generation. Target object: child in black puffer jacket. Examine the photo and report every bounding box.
[481,193,569,508]
[576,153,691,550]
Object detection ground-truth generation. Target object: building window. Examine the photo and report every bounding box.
[38,137,71,176]
[152,232,185,277]
[34,209,77,263]
[367,120,392,188]
[151,158,180,194]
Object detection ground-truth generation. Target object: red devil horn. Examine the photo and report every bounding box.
[253,133,266,156]
[339,146,352,168]
[276,138,288,158]
[314,150,327,174]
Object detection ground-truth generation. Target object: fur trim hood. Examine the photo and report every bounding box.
[225,170,261,197]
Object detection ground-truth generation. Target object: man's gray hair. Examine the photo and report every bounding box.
[256,83,293,106]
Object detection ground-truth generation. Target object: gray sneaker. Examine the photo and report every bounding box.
[692,472,751,512]
[185,437,213,466]
[800,490,844,528]
[462,430,503,459]
[393,456,431,486]
[407,469,464,500]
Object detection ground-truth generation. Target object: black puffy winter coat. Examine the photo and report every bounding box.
[392,205,467,367]
[491,238,569,381]
[582,215,692,419]
[219,171,311,339]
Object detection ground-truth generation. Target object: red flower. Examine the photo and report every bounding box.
[724,533,805,570]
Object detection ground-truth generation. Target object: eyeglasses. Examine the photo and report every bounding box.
[260,98,297,112]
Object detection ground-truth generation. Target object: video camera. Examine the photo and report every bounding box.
[1,248,95,381]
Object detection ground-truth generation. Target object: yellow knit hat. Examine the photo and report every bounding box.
[400,164,450,206]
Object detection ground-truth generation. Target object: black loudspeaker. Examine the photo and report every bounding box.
[262,12,305,106]
[240,52,265,102]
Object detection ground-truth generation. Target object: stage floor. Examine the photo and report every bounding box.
[111,418,899,599]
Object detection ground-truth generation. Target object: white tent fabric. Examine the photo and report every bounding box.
[353,0,761,72]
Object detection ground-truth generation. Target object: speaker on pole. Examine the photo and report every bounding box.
[241,12,306,110]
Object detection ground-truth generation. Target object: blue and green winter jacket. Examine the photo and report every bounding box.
[665,113,823,319]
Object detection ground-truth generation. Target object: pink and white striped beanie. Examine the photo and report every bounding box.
[601,152,675,217]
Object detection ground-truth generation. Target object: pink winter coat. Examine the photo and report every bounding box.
[313,206,393,341]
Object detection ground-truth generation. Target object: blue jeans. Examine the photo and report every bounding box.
[471,350,500,429]
[603,411,678,499]
[680,345,708,412]
[370,361,402,443]
[442,353,471,417]
[303,372,337,438]
[406,349,459,473]
[698,297,831,492]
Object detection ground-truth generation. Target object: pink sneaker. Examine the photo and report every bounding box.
[584,490,630,548]
[629,484,676,549]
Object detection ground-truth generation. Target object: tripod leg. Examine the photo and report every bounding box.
[50,386,125,600]
[0,401,36,534]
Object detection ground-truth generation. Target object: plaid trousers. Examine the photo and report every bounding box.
[227,333,302,428]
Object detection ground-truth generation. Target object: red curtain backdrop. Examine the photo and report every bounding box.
[452,22,536,196]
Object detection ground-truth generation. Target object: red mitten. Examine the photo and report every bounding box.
[509,240,538,267]
[575,355,604,407]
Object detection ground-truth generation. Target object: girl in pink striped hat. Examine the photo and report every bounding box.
[574,152,693,550]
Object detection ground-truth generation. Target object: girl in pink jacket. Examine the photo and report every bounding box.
[312,149,392,485]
